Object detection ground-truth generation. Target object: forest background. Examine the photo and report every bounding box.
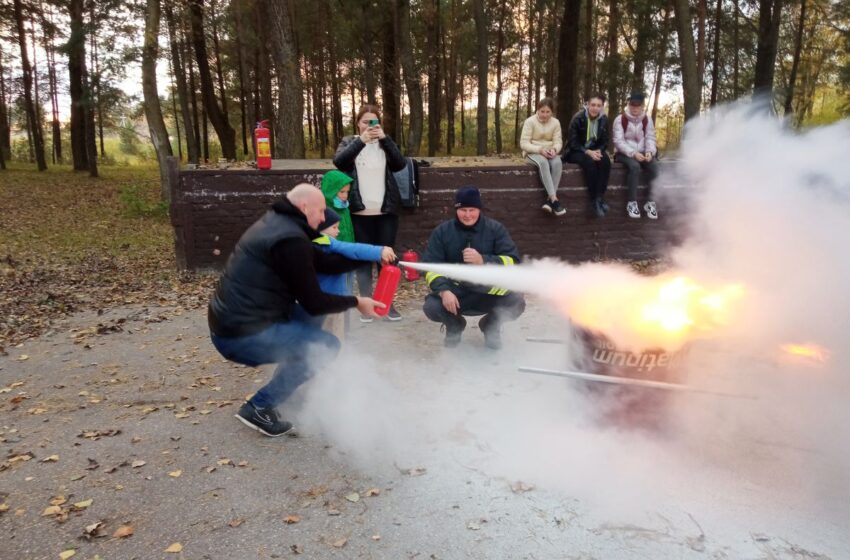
[0,0,848,194]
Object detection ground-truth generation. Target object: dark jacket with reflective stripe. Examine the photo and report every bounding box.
[208,199,357,337]
[332,135,408,214]
[421,215,520,294]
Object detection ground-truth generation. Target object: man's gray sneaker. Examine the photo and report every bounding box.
[235,402,293,437]
[442,316,467,348]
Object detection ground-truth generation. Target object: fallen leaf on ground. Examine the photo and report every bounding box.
[344,492,360,503]
[228,518,243,528]
[216,458,232,466]
[174,412,190,419]
[283,515,301,524]
[168,470,182,478]
[364,488,381,497]
[82,521,105,539]
[327,508,341,516]
[332,538,347,548]
[467,521,481,531]
[402,467,427,477]
[510,481,535,494]
[58,550,75,559]
[165,543,183,553]
[371,534,381,541]
[69,474,86,481]
[72,499,93,509]
[49,496,67,506]
[112,525,134,538]
[41,454,59,463]
[42,505,63,516]
[131,460,146,468]
[290,544,303,554]
[18,355,29,361]
[236,460,248,467]
[0,503,9,513]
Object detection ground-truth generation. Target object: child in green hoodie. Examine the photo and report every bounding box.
[321,170,355,243]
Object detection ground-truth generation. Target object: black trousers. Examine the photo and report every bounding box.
[351,213,399,295]
[564,151,612,200]
[423,289,526,329]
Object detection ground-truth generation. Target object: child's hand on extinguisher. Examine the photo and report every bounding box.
[356,297,385,318]
[380,247,397,264]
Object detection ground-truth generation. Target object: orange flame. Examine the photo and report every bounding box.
[780,343,829,365]
[567,276,745,351]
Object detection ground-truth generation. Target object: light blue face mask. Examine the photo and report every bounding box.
[333,196,349,209]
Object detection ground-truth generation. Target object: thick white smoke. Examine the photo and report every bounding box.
[293,104,850,553]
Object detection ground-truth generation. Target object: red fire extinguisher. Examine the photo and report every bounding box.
[372,264,401,317]
[255,120,271,170]
[401,250,420,281]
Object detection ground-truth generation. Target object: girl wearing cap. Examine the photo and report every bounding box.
[520,98,566,216]
[333,104,407,322]
[613,92,659,219]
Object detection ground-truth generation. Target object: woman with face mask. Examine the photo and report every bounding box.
[563,93,612,218]
[333,105,407,321]
[520,97,566,216]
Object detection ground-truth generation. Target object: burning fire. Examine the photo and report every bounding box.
[780,343,830,365]
[567,276,745,351]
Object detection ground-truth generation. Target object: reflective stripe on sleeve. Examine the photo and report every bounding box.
[498,255,515,265]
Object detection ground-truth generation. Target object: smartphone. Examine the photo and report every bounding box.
[368,119,380,126]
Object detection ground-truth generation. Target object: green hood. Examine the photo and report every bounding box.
[321,170,354,201]
[320,170,355,242]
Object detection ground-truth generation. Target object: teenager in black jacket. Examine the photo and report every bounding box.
[563,93,612,217]
[333,104,407,321]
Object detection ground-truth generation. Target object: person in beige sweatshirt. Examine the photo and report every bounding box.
[520,98,565,216]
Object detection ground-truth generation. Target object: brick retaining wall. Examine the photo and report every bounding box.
[168,158,688,270]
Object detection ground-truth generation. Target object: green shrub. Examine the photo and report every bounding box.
[119,183,169,218]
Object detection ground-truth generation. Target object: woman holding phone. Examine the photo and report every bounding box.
[333,104,407,322]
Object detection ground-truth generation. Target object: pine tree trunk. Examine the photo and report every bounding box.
[514,26,524,147]
[183,19,202,158]
[41,4,63,164]
[709,0,723,105]
[143,0,174,195]
[582,0,595,102]
[268,0,305,157]
[424,0,442,156]
[233,0,250,157]
[82,8,97,178]
[210,0,228,119]
[527,0,536,115]
[0,46,9,166]
[557,0,581,124]
[29,15,46,165]
[381,4,400,141]
[444,0,459,154]
[604,0,621,137]
[14,0,47,170]
[753,0,784,98]
[632,3,652,92]
[69,0,87,170]
[783,0,806,117]
[494,0,507,154]
[473,0,489,155]
[397,0,423,155]
[255,1,275,151]
[188,0,236,159]
[733,0,739,96]
[88,4,104,158]
[652,5,671,121]
[165,2,200,164]
[673,0,702,120]
[697,0,707,88]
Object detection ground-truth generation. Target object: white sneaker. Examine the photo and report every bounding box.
[644,201,658,220]
[626,201,640,219]
[359,315,373,323]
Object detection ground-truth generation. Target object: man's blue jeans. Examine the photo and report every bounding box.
[210,306,339,409]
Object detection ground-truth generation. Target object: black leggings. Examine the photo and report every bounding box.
[564,151,612,200]
[351,213,399,295]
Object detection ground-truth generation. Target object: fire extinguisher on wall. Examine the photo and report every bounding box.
[255,120,271,170]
